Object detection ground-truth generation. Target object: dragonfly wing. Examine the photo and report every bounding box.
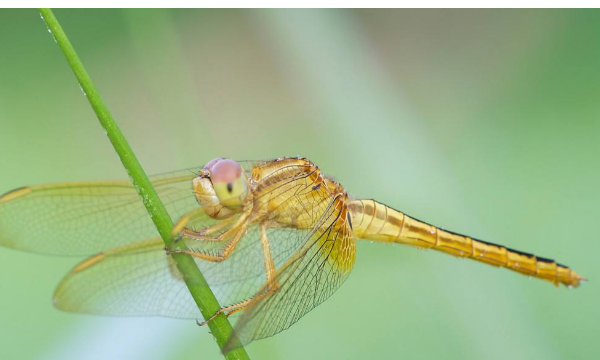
[0,168,203,255]
[53,223,310,320]
[53,237,204,318]
[224,195,356,351]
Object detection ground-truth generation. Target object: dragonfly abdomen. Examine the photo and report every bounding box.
[348,199,586,288]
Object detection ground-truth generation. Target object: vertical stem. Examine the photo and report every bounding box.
[38,9,250,360]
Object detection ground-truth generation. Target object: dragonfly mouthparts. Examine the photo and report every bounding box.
[198,169,211,178]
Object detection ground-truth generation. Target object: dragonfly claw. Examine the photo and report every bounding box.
[174,233,183,242]
[165,248,186,255]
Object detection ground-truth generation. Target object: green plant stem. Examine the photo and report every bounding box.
[38,9,250,360]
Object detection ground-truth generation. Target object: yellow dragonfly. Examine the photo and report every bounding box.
[0,157,586,350]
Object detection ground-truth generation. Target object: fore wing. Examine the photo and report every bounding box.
[0,168,202,255]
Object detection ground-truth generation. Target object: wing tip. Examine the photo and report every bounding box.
[71,253,106,273]
[0,187,32,203]
[53,253,107,310]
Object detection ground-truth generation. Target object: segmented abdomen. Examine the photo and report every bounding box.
[348,199,586,288]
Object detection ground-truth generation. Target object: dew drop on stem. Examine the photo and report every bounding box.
[78,83,87,97]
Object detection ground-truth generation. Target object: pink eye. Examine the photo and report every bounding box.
[203,157,222,170]
[204,158,242,183]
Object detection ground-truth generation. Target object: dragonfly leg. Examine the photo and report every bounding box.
[197,223,279,326]
[176,210,249,243]
[171,206,240,242]
[178,215,237,241]
[196,298,253,327]
[259,222,280,292]
[170,222,247,262]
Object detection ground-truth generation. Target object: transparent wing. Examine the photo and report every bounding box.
[53,225,310,320]
[0,158,282,256]
[0,168,206,255]
[224,194,356,351]
[53,238,200,318]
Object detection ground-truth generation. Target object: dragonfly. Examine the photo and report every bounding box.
[0,157,586,351]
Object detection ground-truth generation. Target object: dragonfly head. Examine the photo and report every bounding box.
[193,158,248,210]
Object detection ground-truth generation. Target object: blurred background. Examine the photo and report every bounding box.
[0,8,598,360]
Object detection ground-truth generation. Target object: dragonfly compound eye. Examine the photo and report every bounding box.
[205,158,248,209]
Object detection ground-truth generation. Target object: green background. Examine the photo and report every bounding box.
[0,9,598,360]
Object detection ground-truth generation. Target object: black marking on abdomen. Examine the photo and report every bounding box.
[377,200,562,267]
[536,256,555,264]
